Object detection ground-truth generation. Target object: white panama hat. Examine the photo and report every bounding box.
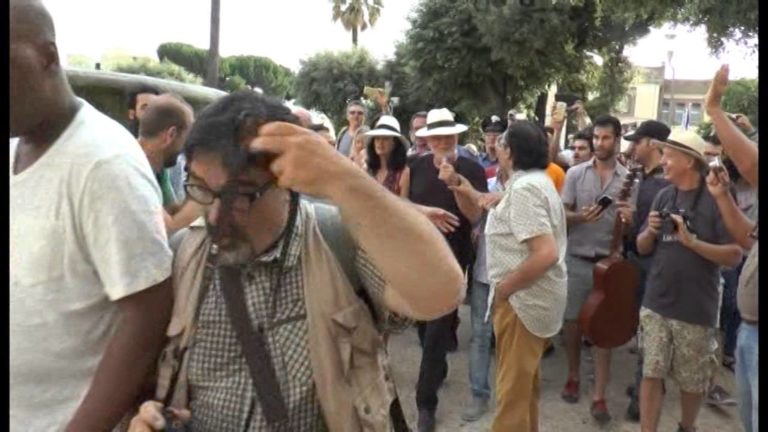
[415,108,469,137]
[364,115,409,148]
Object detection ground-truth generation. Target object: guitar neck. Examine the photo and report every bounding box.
[608,167,640,255]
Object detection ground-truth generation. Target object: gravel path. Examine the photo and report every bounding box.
[387,304,741,432]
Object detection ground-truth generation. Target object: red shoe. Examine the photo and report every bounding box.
[561,378,580,403]
[590,399,611,424]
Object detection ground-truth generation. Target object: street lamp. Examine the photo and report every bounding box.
[665,33,676,125]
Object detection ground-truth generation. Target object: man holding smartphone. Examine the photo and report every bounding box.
[560,115,633,424]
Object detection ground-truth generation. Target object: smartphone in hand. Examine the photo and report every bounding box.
[595,195,614,213]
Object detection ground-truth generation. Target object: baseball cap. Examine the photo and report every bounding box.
[623,120,671,142]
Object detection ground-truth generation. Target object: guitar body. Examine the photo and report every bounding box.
[579,255,640,348]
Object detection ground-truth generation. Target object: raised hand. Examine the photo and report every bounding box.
[705,167,731,199]
[438,157,459,186]
[249,122,366,199]
[705,65,729,113]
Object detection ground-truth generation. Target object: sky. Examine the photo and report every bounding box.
[45,0,758,80]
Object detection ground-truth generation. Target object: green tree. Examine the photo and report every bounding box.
[394,0,657,121]
[222,56,295,99]
[605,0,758,53]
[331,0,382,47]
[721,78,758,125]
[294,48,383,128]
[157,42,208,77]
[109,58,203,84]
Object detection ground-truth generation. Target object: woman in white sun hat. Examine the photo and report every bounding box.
[365,115,412,198]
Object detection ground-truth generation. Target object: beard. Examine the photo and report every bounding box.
[205,215,254,266]
[216,241,254,266]
[127,119,140,138]
[164,152,180,168]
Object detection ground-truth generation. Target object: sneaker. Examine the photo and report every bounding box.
[625,399,640,422]
[677,424,697,432]
[417,409,436,432]
[461,397,489,422]
[625,384,636,398]
[722,355,736,372]
[706,384,737,406]
[561,378,580,403]
[590,399,611,424]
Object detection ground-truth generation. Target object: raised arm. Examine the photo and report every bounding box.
[705,65,759,188]
[250,122,464,320]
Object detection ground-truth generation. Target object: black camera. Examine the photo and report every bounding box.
[659,209,696,234]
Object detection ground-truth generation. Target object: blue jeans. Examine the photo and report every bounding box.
[735,323,758,432]
[468,280,494,400]
[720,259,745,357]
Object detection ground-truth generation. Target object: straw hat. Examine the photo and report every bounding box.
[657,129,708,166]
[415,108,469,137]
[364,115,409,148]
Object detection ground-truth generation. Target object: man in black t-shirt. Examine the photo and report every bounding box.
[636,130,741,432]
[408,108,487,432]
[621,120,671,421]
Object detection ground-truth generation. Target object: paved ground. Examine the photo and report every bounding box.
[387,304,742,432]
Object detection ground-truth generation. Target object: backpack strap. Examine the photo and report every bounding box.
[312,201,362,290]
[311,201,410,432]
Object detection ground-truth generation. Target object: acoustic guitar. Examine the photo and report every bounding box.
[578,164,643,349]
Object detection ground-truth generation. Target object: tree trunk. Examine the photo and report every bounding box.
[352,27,358,47]
[205,0,221,88]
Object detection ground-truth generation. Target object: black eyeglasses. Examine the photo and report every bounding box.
[184,179,275,207]
[348,110,365,116]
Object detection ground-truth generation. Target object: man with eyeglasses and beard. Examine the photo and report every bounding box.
[336,100,366,156]
[127,91,465,432]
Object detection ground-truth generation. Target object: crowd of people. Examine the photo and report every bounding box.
[10,1,757,432]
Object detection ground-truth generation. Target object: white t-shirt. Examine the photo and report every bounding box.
[10,100,173,431]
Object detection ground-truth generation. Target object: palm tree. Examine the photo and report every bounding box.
[205,0,220,88]
[331,0,383,47]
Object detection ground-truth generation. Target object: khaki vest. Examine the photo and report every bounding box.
[155,203,397,431]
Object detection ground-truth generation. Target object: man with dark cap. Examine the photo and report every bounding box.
[10,1,173,430]
[479,115,505,173]
[621,119,671,421]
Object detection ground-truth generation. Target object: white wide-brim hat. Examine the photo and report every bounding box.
[364,115,410,148]
[656,129,708,166]
[415,108,469,137]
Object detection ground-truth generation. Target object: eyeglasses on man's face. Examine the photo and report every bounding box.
[348,110,365,116]
[184,179,275,208]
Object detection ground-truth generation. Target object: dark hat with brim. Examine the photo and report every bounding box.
[624,120,671,142]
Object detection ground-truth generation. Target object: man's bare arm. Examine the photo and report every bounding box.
[165,200,203,234]
[705,65,758,188]
[250,122,465,320]
[66,280,173,431]
[712,192,756,250]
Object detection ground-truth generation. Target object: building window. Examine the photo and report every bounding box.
[661,101,670,123]
[674,102,686,126]
[690,103,702,125]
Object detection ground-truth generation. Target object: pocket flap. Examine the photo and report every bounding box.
[331,302,379,355]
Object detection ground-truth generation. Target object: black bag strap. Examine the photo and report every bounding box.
[313,202,361,288]
[219,265,289,427]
